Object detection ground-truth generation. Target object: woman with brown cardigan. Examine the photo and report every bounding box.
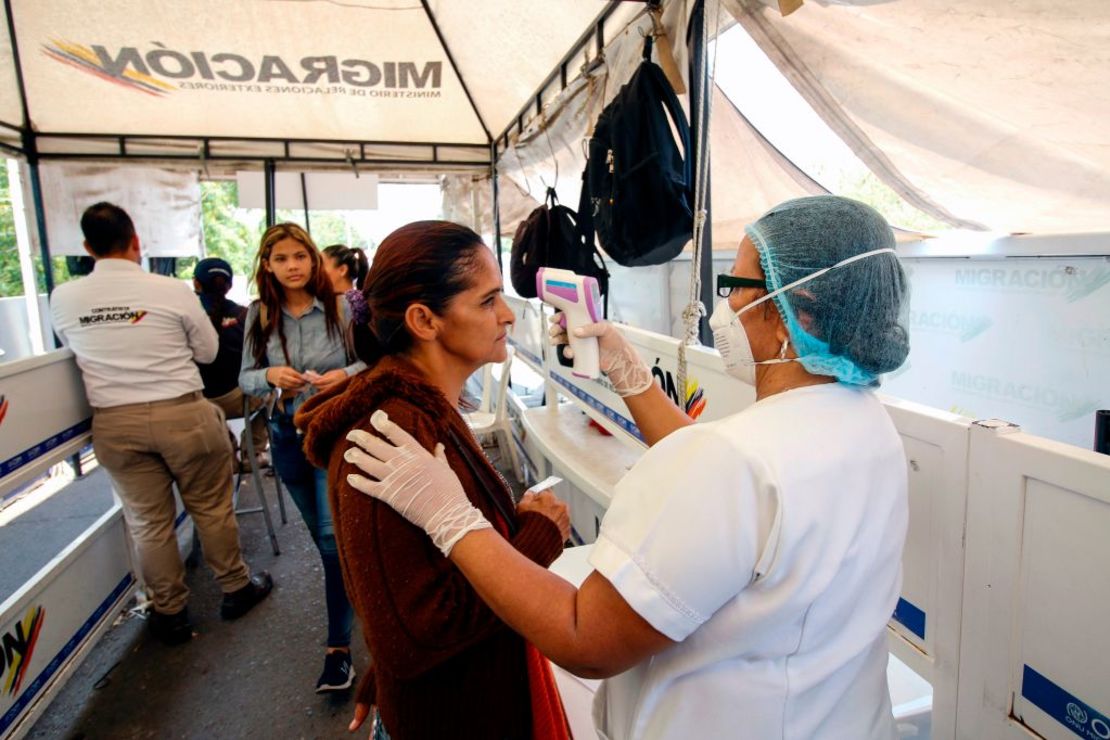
[296,221,572,740]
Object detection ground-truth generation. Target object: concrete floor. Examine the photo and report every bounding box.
[0,463,115,604]
[22,437,524,740]
[25,471,365,740]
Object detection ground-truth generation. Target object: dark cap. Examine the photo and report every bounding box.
[194,257,233,289]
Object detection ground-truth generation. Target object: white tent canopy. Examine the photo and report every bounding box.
[725,0,1110,234]
[0,0,1106,236]
[0,0,641,162]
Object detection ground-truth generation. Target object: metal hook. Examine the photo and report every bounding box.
[196,143,210,181]
[345,149,360,179]
[580,46,606,77]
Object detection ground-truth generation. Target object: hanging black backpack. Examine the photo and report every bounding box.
[581,36,694,267]
[509,186,609,310]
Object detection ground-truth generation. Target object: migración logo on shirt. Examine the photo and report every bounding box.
[78,306,148,326]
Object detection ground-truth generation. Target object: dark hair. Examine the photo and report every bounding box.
[80,202,135,257]
[353,221,486,368]
[197,273,232,297]
[323,244,370,289]
[196,273,233,328]
[248,222,342,367]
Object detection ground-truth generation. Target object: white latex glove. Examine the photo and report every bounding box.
[344,410,492,556]
[548,313,654,397]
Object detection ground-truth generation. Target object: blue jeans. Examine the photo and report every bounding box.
[269,411,353,648]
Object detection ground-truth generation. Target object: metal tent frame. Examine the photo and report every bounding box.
[0,0,679,289]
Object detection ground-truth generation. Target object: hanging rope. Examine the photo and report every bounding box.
[508,142,533,199]
[677,0,722,409]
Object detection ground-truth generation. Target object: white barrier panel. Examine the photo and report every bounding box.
[885,256,1110,450]
[0,351,92,499]
[546,324,751,448]
[957,421,1110,740]
[0,350,200,738]
[881,397,972,739]
[0,507,135,740]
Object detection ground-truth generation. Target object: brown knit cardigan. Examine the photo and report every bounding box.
[296,358,564,740]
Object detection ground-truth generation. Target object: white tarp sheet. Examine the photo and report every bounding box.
[39,163,201,257]
[725,0,1110,234]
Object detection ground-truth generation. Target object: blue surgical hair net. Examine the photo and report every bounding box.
[745,196,910,386]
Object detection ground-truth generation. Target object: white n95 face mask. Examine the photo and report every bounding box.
[708,297,791,386]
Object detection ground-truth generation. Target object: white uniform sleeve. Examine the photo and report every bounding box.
[179,282,218,364]
[590,424,774,641]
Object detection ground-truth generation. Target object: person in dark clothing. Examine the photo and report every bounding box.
[296,221,572,740]
[193,257,267,463]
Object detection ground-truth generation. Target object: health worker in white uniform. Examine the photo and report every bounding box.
[341,196,911,739]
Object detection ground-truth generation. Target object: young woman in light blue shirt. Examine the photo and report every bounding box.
[240,222,365,693]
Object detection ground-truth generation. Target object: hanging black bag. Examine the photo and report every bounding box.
[508,186,609,309]
[581,36,694,267]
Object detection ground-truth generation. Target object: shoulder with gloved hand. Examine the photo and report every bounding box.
[295,354,564,736]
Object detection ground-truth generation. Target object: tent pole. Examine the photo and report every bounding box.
[264,160,276,228]
[8,159,44,354]
[5,0,54,307]
[689,0,714,346]
[26,155,54,296]
[300,172,310,236]
[490,141,502,273]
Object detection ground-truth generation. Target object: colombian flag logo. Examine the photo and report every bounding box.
[3,605,45,697]
[42,39,175,97]
[684,379,706,420]
[130,310,148,324]
[0,395,8,427]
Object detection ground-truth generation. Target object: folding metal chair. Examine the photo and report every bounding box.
[465,348,523,483]
[233,394,286,555]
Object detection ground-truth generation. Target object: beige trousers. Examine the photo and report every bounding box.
[207,387,268,458]
[92,391,250,615]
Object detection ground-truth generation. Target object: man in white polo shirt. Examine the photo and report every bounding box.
[50,202,272,645]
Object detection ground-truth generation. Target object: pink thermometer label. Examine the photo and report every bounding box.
[544,280,579,303]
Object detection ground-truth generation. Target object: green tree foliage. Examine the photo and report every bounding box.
[822,167,951,235]
[2,175,379,297]
[0,164,22,298]
[199,180,258,277]
[186,181,373,289]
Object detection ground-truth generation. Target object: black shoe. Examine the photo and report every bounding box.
[316,650,355,693]
[219,572,274,620]
[149,607,193,645]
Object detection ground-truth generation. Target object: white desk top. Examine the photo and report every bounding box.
[521,404,644,509]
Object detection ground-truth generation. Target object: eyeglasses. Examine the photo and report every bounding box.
[716,274,767,298]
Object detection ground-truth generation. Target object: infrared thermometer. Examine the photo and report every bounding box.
[536,267,603,379]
